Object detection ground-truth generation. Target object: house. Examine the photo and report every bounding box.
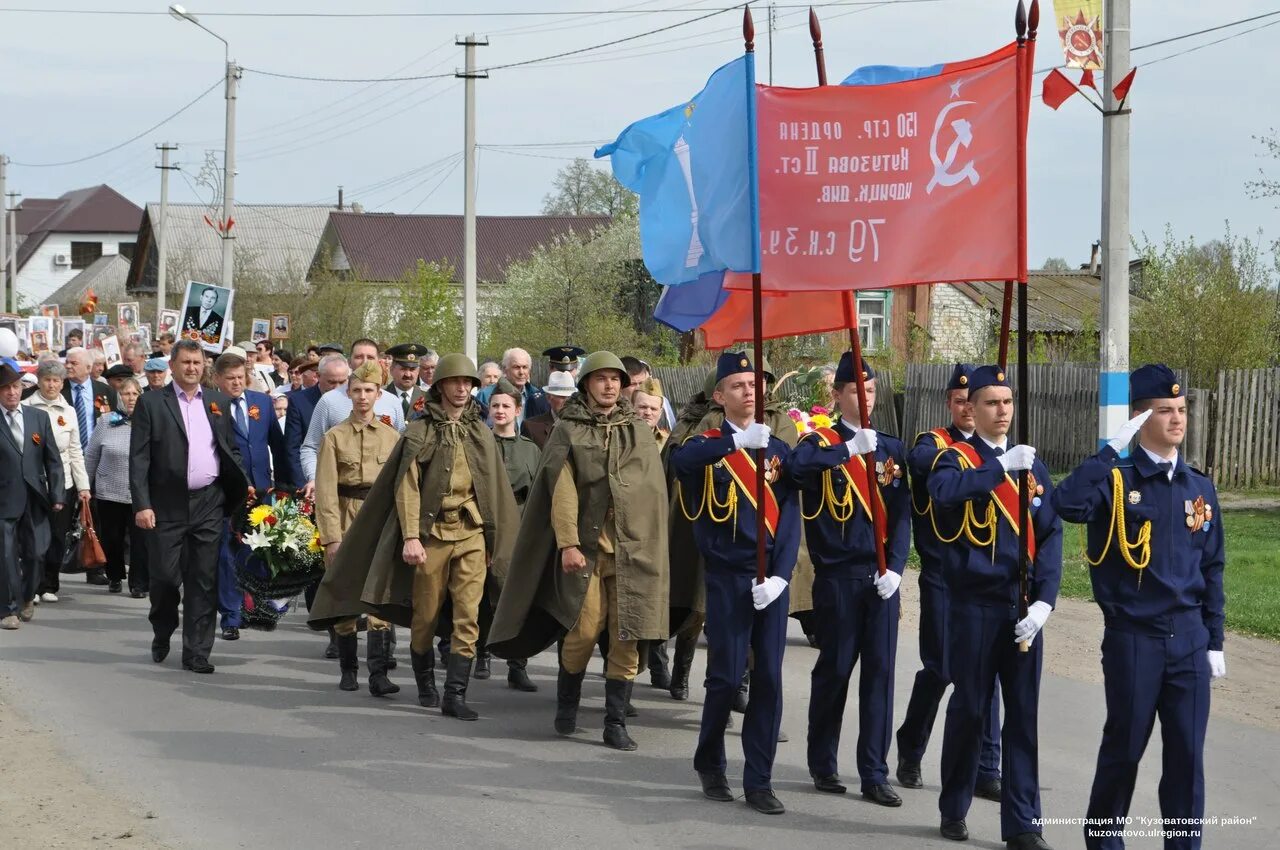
[6,185,143,307]
[41,254,133,317]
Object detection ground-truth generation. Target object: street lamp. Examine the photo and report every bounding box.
[169,4,238,293]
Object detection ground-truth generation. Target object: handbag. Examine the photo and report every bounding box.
[79,503,107,570]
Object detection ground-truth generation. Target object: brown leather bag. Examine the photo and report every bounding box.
[79,505,107,570]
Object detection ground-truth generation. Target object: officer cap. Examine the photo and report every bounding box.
[431,353,479,388]
[1130,364,1184,403]
[968,364,1011,397]
[576,351,629,391]
[544,345,586,372]
[947,363,974,392]
[386,342,430,368]
[834,351,876,384]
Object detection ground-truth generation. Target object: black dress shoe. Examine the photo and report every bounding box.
[974,776,1003,801]
[108,581,122,593]
[86,571,109,586]
[896,757,924,789]
[698,771,733,802]
[182,657,215,674]
[861,783,903,807]
[744,789,785,815]
[813,774,847,794]
[221,627,240,641]
[940,819,969,841]
[129,588,146,599]
[1005,833,1051,850]
[151,638,170,663]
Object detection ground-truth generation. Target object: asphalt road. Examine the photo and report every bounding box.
[1,588,1277,850]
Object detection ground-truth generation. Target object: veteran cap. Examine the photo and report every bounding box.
[387,342,431,368]
[1130,364,1184,403]
[544,345,586,372]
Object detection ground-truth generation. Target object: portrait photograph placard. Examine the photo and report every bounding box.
[180,280,234,354]
[270,313,290,340]
[251,318,270,342]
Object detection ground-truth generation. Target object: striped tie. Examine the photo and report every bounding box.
[75,384,91,450]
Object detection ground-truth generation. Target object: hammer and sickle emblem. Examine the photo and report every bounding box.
[926,100,980,194]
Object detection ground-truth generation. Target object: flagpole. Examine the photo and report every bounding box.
[811,8,888,578]
[744,7,768,586]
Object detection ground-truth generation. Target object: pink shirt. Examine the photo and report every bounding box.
[175,385,220,490]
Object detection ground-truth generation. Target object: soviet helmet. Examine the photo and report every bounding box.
[576,351,630,392]
[432,353,479,388]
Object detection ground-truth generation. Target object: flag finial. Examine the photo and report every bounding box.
[743,5,755,52]
[1028,0,1040,41]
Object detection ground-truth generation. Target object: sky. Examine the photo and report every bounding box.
[2,0,1278,270]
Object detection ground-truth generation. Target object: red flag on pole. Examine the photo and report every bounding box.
[1078,68,1097,90]
[1041,68,1079,109]
[1111,67,1137,103]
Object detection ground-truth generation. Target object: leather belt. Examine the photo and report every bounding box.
[338,484,371,500]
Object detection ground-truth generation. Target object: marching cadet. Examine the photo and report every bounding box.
[313,361,402,695]
[928,365,1061,850]
[488,351,669,752]
[671,351,800,816]
[896,364,1004,802]
[788,353,910,807]
[1052,365,1225,850]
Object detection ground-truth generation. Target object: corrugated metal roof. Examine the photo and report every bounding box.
[318,212,612,283]
[43,254,132,311]
[127,203,334,294]
[950,271,1141,333]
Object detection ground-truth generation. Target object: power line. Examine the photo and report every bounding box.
[0,2,939,17]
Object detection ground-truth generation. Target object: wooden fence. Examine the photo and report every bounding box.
[1211,368,1280,489]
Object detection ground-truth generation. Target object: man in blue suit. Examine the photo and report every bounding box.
[213,350,288,640]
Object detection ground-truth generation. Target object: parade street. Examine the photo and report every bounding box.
[1,587,1276,850]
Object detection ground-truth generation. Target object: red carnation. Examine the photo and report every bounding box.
[264,515,277,527]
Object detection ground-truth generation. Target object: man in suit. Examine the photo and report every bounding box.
[182,286,225,346]
[213,348,289,640]
[520,370,575,450]
[282,355,345,489]
[1,362,65,630]
[130,339,247,673]
[62,346,117,586]
[385,343,431,419]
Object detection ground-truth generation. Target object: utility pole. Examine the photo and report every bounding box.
[456,34,488,364]
[1098,0,1131,447]
[156,143,179,329]
[5,190,18,314]
[768,3,776,84]
[221,60,241,290]
[0,154,7,314]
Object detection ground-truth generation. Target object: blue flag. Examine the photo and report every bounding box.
[596,54,759,287]
[840,63,944,86]
[652,270,732,333]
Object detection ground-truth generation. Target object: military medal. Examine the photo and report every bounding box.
[1128,490,1142,505]
[876,458,902,487]
[764,455,781,484]
[1184,496,1209,533]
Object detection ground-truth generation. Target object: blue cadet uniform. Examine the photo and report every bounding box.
[928,365,1062,844]
[786,354,911,801]
[1052,365,1224,850]
[896,363,1003,791]
[671,352,801,808]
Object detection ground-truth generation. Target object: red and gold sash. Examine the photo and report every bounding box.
[811,426,888,543]
[704,428,780,538]
[947,441,1037,560]
[925,427,955,450]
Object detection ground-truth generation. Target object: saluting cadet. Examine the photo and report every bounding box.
[928,365,1062,850]
[671,351,801,816]
[788,353,910,807]
[1052,365,1225,850]
[896,364,1003,802]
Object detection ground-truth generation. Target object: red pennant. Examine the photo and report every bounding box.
[1041,68,1079,110]
[1079,69,1097,91]
[1112,67,1137,103]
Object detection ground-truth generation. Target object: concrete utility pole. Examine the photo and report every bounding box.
[156,143,179,328]
[1098,0,1132,447]
[0,154,7,313]
[5,191,18,313]
[221,59,240,290]
[456,34,488,364]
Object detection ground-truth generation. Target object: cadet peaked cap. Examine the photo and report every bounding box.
[1131,364,1184,402]
[947,363,975,391]
[387,343,431,367]
[968,364,1011,395]
[834,351,876,384]
[714,351,758,384]
[544,345,585,371]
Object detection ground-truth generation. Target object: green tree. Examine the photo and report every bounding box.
[365,260,461,352]
[1246,128,1280,203]
[541,158,638,218]
[1041,256,1073,271]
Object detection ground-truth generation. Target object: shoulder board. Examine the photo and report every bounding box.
[700,427,723,439]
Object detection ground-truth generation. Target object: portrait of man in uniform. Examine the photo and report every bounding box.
[180,282,234,353]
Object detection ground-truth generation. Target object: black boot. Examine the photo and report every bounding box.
[324,627,339,660]
[367,630,400,697]
[437,636,451,668]
[670,633,695,701]
[555,667,585,735]
[731,670,750,713]
[648,640,671,689]
[474,647,492,680]
[385,626,398,670]
[336,633,359,691]
[411,649,440,708]
[507,658,538,692]
[442,654,479,721]
[603,679,638,751]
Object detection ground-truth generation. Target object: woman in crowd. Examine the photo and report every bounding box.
[84,377,149,597]
[270,349,293,388]
[23,359,91,603]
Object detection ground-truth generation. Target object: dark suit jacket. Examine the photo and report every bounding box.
[182,307,225,343]
[520,411,557,450]
[281,384,322,489]
[385,383,428,420]
[0,405,65,553]
[129,384,248,523]
[227,389,288,493]
[62,378,118,418]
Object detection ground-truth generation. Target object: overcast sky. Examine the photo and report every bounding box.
[2,0,1277,268]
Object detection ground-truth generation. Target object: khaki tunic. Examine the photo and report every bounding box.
[314,415,400,546]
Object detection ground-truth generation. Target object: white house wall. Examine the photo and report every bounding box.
[928,283,991,363]
[18,232,136,307]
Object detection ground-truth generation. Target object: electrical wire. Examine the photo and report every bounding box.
[0,2,941,17]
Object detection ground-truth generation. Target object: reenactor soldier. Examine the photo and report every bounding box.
[896,364,1004,802]
[788,353,911,807]
[313,361,402,694]
[1053,365,1225,850]
[928,365,1062,850]
[385,343,431,419]
[671,351,801,816]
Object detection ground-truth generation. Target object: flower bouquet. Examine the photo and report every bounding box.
[232,492,326,629]
[787,404,834,436]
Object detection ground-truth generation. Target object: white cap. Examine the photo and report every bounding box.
[543,370,576,397]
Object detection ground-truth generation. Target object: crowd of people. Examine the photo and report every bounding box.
[0,329,1226,850]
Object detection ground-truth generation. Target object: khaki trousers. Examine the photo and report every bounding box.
[334,614,389,637]
[409,530,486,658]
[560,553,639,681]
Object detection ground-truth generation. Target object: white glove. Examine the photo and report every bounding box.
[998,444,1037,473]
[1107,409,1153,454]
[1013,600,1052,646]
[846,428,878,458]
[1208,650,1226,679]
[873,570,902,600]
[732,422,771,451]
[751,576,788,610]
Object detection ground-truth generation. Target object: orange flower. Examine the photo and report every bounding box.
[32,433,41,446]
[57,415,66,427]
[248,405,261,421]
[209,402,222,416]
[94,397,110,415]
[379,414,393,428]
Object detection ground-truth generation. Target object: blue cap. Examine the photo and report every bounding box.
[1130,364,1183,403]
[715,351,757,384]
[947,363,974,392]
[834,351,875,384]
[143,357,168,373]
[968,364,1010,395]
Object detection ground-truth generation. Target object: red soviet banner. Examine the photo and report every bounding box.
[726,42,1025,294]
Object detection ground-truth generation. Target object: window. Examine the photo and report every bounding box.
[117,242,136,261]
[70,241,103,270]
[857,293,887,351]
